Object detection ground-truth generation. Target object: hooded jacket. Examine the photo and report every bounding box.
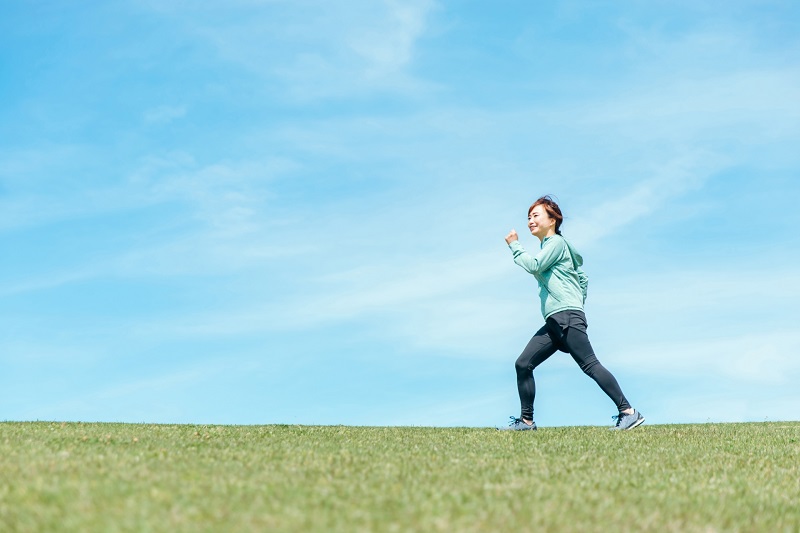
[508,234,588,320]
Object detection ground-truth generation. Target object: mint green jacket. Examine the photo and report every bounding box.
[508,234,588,319]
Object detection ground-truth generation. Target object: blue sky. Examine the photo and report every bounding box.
[2,1,799,427]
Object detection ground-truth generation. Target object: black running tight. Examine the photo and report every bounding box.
[514,309,631,421]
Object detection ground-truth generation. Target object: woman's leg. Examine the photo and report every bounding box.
[515,325,558,421]
[559,311,632,413]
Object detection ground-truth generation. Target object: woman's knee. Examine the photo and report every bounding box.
[514,355,530,374]
[579,358,599,375]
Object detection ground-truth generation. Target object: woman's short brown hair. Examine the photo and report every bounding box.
[528,195,563,235]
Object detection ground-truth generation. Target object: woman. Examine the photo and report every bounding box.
[500,195,644,431]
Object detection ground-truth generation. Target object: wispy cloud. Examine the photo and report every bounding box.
[0,266,104,297]
[612,331,800,385]
[276,1,440,100]
[347,0,434,76]
[143,104,187,124]
[16,358,245,422]
[123,248,514,338]
[0,147,309,297]
[577,68,800,138]
[567,151,729,246]
[3,0,798,426]
[139,0,439,101]
[585,267,800,389]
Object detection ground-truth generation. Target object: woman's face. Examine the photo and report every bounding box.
[528,204,555,239]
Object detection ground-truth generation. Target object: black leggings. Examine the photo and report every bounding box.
[515,310,631,420]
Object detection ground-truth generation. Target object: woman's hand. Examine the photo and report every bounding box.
[505,229,518,244]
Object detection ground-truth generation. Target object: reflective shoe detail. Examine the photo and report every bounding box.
[497,416,537,431]
[610,409,645,431]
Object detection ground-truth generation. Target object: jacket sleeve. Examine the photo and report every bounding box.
[508,238,563,275]
[576,267,589,303]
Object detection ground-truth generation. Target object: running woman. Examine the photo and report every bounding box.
[500,195,644,431]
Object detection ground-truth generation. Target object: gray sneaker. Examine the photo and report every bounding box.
[497,416,537,431]
[610,409,645,431]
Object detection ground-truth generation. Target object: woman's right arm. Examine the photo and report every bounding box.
[507,238,563,276]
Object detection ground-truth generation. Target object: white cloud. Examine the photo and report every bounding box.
[589,268,800,324]
[0,266,103,297]
[385,391,509,427]
[143,104,187,124]
[124,247,514,338]
[348,0,433,77]
[139,0,438,101]
[584,268,800,387]
[0,148,307,295]
[577,69,800,136]
[16,358,243,422]
[613,331,800,384]
[4,1,799,427]
[566,151,728,247]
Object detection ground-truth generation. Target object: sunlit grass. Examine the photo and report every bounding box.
[2,422,799,532]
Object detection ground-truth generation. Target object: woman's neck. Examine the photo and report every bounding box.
[536,228,557,243]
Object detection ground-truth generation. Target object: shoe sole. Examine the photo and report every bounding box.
[624,416,645,430]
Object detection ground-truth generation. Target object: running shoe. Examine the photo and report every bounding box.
[610,409,645,431]
[497,416,537,431]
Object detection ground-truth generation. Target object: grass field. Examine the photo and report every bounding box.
[1,421,799,532]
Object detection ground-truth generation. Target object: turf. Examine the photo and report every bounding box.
[1,421,799,532]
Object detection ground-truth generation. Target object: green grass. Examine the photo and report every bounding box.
[2,422,799,532]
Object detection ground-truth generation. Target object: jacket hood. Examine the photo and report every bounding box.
[562,236,584,268]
